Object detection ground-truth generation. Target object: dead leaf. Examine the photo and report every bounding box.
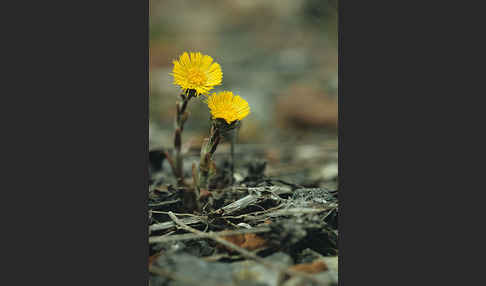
[240,233,267,250]
[219,233,267,251]
[288,260,328,274]
[148,253,161,267]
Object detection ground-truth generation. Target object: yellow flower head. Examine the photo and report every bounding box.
[206,91,250,124]
[171,52,222,95]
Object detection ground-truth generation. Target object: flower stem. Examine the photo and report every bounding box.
[230,127,237,185]
[198,123,220,191]
[173,89,193,186]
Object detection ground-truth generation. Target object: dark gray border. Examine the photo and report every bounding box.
[3,0,149,284]
[338,0,444,284]
[4,0,445,284]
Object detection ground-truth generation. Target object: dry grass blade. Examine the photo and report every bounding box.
[213,186,292,215]
[149,226,271,244]
[149,216,203,232]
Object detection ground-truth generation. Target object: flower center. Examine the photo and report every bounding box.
[215,107,238,123]
[187,68,206,86]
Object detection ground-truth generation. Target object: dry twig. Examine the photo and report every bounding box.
[149,226,271,244]
[167,211,327,285]
[213,186,292,215]
[149,216,203,232]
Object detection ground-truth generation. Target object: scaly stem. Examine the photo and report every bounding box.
[173,89,193,186]
[230,127,237,185]
[198,123,220,191]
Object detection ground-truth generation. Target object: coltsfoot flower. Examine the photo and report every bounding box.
[206,91,250,124]
[172,52,223,95]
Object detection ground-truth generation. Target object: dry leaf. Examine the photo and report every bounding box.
[219,233,267,251]
[240,233,266,250]
[148,253,161,267]
[288,260,328,274]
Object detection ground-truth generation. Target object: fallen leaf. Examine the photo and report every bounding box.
[240,233,267,250]
[219,233,267,251]
[288,260,328,274]
[148,253,161,267]
[221,233,246,247]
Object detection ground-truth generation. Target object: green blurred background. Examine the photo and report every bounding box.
[150,0,338,154]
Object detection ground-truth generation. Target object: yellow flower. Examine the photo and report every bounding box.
[171,52,222,95]
[206,91,250,124]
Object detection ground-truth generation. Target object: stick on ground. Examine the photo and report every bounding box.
[167,211,327,285]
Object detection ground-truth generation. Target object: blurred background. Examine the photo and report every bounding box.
[150,0,338,188]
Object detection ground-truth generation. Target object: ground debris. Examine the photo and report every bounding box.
[150,252,293,286]
[149,148,338,286]
[288,260,328,274]
[150,251,336,286]
[219,233,267,251]
[290,188,337,207]
[150,253,234,286]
